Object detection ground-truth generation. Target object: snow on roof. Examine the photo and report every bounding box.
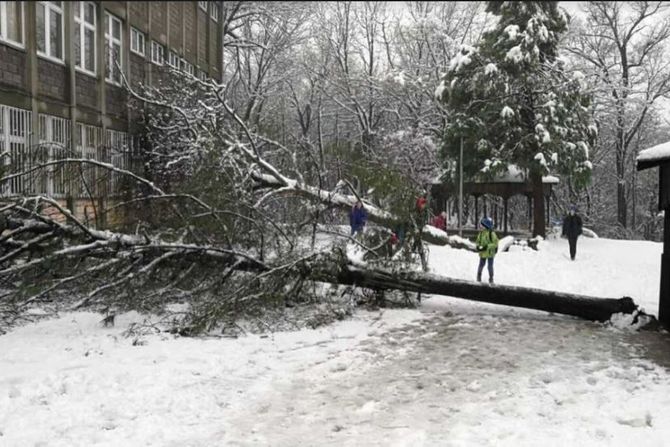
[429,165,559,184]
[637,140,670,170]
[495,165,559,184]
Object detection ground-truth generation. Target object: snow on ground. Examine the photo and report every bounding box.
[1,237,670,446]
[428,235,662,314]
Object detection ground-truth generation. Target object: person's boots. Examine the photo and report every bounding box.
[476,273,482,282]
[489,277,494,284]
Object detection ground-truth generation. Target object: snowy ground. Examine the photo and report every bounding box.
[1,237,670,446]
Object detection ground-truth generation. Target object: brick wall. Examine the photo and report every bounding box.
[184,4,196,60]
[168,2,182,52]
[106,85,127,120]
[0,45,27,91]
[75,73,97,110]
[129,1,149,30]
[209,19,218,75]
[198,9,207,63]
[129,53,147,89]
[151,1,168,44]
[37,59,67,102]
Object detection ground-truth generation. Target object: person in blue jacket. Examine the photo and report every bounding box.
[349,201,368,236]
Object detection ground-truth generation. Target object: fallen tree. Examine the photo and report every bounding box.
[0,205,643,330]
[308,259,638,322]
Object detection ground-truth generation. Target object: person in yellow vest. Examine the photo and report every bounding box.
[476,217,498,284]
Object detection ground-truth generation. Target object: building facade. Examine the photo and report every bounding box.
[0,1,223,225]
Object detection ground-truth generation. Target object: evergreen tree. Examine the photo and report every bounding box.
[436,1,596,237]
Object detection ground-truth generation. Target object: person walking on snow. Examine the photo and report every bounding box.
[476,217,498,283]
[349,201,368,237]
[562,205,583,260]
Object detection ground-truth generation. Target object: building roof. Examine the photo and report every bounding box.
[637,140,670,171]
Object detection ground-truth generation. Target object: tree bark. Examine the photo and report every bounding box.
[312,261,639,323]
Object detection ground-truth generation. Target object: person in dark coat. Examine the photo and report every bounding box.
[349,201,368,236]
[562,205,583,261]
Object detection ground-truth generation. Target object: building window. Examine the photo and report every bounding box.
[75,123,103,197]
[38,113,70,196]
[199,1,207,12]
[210,2,219,21]
[130,27,145,56]
[168,49,179,68]
[150,40,164,65]
[0,104,32,196]
[37,1,64,62]
[107,129,130,195]
[74,1,96,75]
[104,11,122,85]
[181,59,194,76]
[198,69,208,81]
[0,1,24,47]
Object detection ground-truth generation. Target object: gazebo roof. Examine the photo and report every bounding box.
[431,164,559,185]
[637,140,670,171]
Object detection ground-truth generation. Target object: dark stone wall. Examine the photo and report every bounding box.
[184,3,196,61]
[169,2,183,52]
[0,44,27,91]
[130,53,147,89]
[37,59,67,102]
[151,1,168,44]
[106,84,127,120]
[75,72,97,110]
[129,1,149,30]
[198,9,207,63]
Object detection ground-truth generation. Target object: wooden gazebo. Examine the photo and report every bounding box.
[637,140,670,328]
[430,165,558,234]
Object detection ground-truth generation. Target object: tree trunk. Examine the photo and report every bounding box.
[615,98,627,229]
[617,152,627,229]
[313,262,639,323]
[531,171,545,237]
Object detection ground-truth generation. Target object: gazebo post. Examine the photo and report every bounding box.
[504,197,508,233]
[474,195,479,225]
[546,193,551,225]
[660,204,670,326]
[527,195,532,232]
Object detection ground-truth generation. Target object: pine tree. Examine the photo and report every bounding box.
[436,1,596,237]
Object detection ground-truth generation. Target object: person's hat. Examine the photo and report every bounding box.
[480,217,494,229]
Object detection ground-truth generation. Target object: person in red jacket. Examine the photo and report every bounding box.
[430,211,448,231]
[416,195,428,213]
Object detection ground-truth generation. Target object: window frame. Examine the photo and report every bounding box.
[168,49,179,68]
[0,1,25,49]
[104,10,123,86]
[199,1,207,12]
[210,2,219,21]
[130,27,145,57]
[181,58,194,76]
[36,1,64,63]
[150,40,164,65]
[74,1,96,76]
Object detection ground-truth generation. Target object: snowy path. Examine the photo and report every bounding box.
[224,302,670,446]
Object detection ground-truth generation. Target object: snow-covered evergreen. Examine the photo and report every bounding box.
[438,1,596,189]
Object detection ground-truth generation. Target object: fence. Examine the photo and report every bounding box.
[0,104,139,199]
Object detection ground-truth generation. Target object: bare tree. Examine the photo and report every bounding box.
[567,1,670,229]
